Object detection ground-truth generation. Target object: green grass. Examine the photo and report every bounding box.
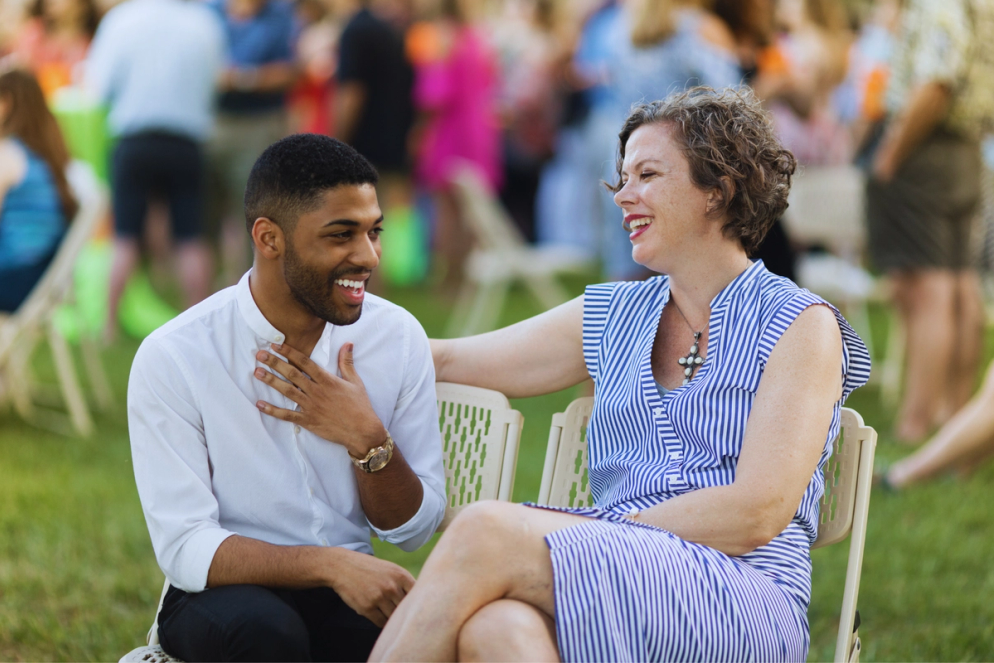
[1,280,993,661]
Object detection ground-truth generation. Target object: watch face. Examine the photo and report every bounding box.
[367,447,391,472]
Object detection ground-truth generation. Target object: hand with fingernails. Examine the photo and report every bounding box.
[254,342,388,458]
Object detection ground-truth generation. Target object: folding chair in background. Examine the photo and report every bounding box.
[539,397,877,663]
[446,162,594,337]
[120,382,524,662]
[0,160,113,437]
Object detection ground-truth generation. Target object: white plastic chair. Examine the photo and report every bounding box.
[121,382,524,662]
[783,165,901,407]
[0,160,113,436]
[435,381,524,529]
[538,397,877,663]
[446,162,594,337]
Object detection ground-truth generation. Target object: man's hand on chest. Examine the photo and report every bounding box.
[253,341,389,458]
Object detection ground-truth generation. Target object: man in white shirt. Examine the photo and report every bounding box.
[128,134,446,661]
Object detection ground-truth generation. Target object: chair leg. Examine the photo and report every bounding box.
[525,274,570,311]
[9,339,35,421]
[461,280,509,336]
[80,334,114,411]
[445,278,480,339]
[47,321,93,437]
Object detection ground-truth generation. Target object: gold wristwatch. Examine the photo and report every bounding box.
[350,433,395,473]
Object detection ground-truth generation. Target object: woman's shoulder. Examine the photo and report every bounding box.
[749,266,871,392]
[751,271,836,335]
[584,277,668,331]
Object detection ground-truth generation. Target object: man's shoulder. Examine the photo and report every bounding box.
[97,0,140,31]
[361,293,424,335]
[137,286,238,360]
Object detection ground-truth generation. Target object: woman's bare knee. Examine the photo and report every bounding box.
[457,600,559,663]
[437,501,525,557]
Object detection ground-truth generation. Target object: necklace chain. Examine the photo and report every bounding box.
[670,298,706,386]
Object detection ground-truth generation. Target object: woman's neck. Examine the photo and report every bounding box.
[665,247,753,328]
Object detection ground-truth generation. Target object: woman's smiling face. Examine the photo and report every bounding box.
[613,122,718,274]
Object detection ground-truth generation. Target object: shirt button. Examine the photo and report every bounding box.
[308,487,314,496]
[321,538,328,546]
[294,425,301,434]
[652,407,664,417]
[274,334,284,343]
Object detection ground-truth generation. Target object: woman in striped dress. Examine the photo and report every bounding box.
[370,87,871,663]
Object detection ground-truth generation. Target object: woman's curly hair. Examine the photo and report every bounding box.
[612,86,796,255]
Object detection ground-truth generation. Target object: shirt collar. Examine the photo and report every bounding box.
[236,270,288,346]
[709,259,765,311]
[235,270,335,364]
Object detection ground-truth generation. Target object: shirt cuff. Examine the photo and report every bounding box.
[169,528,236,593]
[368,477,445,552]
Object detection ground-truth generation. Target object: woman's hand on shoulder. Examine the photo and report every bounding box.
[429,295,588,398]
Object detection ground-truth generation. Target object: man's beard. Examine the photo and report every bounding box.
[283,241,365,326]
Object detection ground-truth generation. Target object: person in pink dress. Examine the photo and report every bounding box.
[411,0,501,289]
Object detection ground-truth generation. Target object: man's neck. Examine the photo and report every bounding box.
[248,266,326,357]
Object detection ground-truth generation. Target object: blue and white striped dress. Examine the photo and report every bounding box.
[533,260,871,662]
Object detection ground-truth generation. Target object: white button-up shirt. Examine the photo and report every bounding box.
[128,272,446,592]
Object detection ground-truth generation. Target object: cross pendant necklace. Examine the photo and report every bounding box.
[671,300,706,385]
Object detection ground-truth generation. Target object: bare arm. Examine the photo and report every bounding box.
[635,305,844,556]
[206,536,414,627]
[431,296,589,398]
[353,444,424,530]
[334,81,366,144]
[255,343,425,530]
[873,81,952,182]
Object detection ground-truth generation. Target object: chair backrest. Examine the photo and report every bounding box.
[538,396,594,508]
[436,382,523,530]
[783,165,866,257]
[539,398,877,663]
[0,160,107,362]
[813,408,873,549]
[449,161,528,253]
[820,408,877,663]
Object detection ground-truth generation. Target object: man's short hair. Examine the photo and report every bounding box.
[244,134,379,235]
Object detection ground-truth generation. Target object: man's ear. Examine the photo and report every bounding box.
[251,217,284,259]
[706,176,735,216]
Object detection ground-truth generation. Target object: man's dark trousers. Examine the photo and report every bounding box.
[158,583,380,662]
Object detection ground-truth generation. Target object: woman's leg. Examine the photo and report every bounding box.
[893,269,957,442]
[888,359,994,488]
[457,600,559,663]
[369,501,588,662]
[945,270,984,417]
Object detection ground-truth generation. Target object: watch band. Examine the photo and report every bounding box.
[350,433,394,473]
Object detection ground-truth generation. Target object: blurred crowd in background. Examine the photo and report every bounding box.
[0,0,902,283]
[3,0,994,484]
